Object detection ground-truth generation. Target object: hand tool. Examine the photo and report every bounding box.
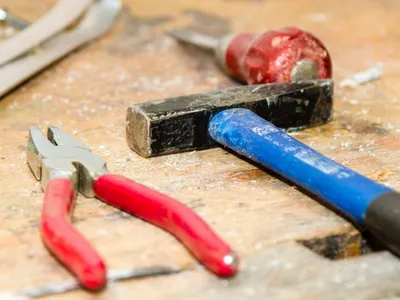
[126,79,333,157]
[126,79,400,260]
[0,8,29,30]
[0,0,120,99]
[26,126,238,291]
[167,27,332,84]
[4,265,184,299]
[0,0,95,68]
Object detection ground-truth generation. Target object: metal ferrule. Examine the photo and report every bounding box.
[290,59,320,82]
[214,33,237,76]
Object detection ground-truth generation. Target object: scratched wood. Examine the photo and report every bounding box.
[0,0,399,299]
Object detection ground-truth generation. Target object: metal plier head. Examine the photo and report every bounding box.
[26,126,109,197]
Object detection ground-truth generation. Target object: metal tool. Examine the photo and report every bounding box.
[0,0,95,68]
[26,126,238,291]
[126,79,400,260]
[167,27,332,84]
[0,8,29,30]
[0,0,120,99]
[126,79,333,157]
[6,265,184,299]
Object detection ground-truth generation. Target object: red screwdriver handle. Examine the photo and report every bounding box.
[221,26,332,84]
[93,174,239,277]
[40,178,107,290]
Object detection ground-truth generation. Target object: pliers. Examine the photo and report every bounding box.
[26,126,239,290]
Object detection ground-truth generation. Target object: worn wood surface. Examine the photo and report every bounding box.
[0,0,399,299]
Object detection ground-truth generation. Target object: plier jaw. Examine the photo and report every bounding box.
[26,126,108,198]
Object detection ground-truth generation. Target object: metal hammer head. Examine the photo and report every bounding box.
[26,126,109,197]
[126,79,333,158]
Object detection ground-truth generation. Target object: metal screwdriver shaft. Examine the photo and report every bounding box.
[167,29,219,51]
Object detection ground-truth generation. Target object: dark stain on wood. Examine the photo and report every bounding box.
[228,168,267,181]
[297,229,387,260]
[338,116,390,135]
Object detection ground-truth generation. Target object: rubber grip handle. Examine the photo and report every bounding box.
[224,27,332,84]
[208,108,393,225]
[40,178,106,290]
[93,174,239,277]
[365,192,400,256]
[224,32,256,82]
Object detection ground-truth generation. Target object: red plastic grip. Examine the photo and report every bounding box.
[225,27,332,84]
[224,32,256,81]
[40,178,106,290]
[93,174,239,277]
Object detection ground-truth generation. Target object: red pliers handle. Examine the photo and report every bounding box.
[41,174,239,290]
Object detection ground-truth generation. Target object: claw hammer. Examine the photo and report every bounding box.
[126,79,400,259]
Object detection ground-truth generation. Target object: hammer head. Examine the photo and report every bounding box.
[126,79,333,158]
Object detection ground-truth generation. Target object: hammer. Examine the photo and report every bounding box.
[126,79,400,259]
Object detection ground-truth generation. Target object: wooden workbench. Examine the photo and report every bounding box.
[0,0,399,299]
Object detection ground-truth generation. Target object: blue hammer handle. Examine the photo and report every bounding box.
[209,108,400,254]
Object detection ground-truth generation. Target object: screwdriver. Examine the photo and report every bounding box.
[167,26,332,84]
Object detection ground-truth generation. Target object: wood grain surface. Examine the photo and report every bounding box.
[0,0,399,299]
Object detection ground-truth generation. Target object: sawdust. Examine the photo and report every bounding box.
[367,168,396,181]
[339,65,383,88]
